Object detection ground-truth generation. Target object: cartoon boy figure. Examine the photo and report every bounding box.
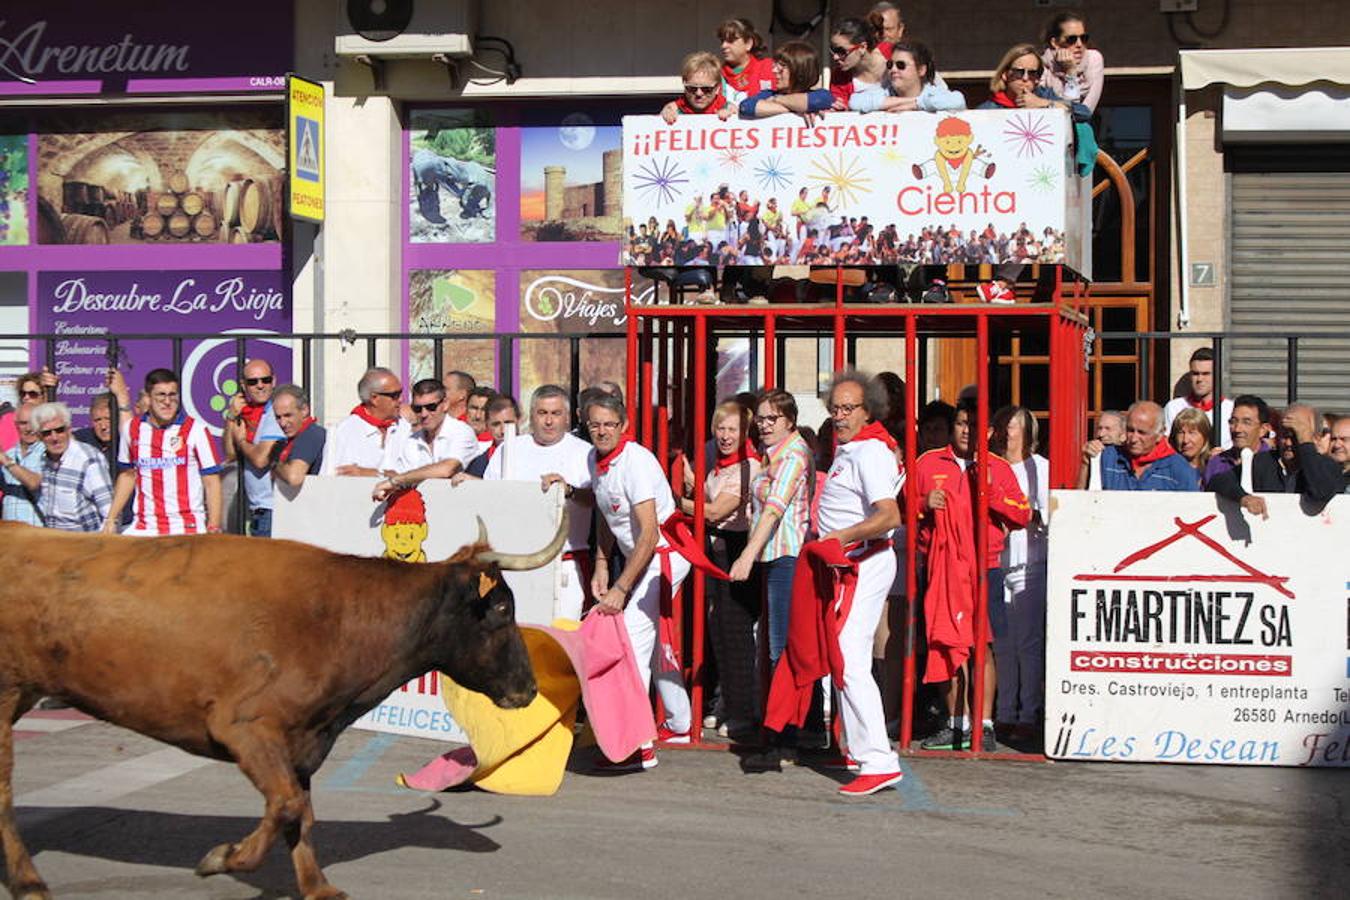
[381,488,429,563]
[912,117,996,193]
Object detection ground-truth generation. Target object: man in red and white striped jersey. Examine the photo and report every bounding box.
[102,368,223,536]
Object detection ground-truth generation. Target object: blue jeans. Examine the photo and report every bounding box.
[765,555,797,663]
[249,507,273,538]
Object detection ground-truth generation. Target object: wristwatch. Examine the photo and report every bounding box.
[563,482,575,499]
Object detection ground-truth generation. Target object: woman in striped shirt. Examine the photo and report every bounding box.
[728,390,814,664]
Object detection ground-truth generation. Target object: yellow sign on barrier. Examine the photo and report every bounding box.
[287,74,324,223]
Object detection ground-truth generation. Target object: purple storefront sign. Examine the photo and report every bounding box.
[36,270,292,434]
[0,2,292,95]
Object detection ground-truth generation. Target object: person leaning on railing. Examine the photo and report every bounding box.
[1040,9,1105,114]
[1208,404,1343,518]
[856,40,966,114]
[738,41,834,121]
[980,42,1096,175]
[661,51,734,124]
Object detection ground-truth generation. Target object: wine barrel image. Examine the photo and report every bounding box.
[37,198,65,243]
[192,212,217,237]
[86,185,105,210]
[182,192,205,216]
[141,213,165,238]
[167,172,189,194]
[221,181,240,226]
[155,193,178,216]
[167,211,191,237]
[62,182,89,214]
[59,213,110,244]
[238,178,273,236]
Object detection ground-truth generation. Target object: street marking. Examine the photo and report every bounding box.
[17,747,215,828]
[321,732,399,791]
[14,717,88,734]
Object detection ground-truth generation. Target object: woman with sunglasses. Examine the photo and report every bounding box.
[1041,11,1104,114]
[738,41,833,121]
[661,51,735,124]
[860,40,965,113]
[824,18,888,112]
[979,44,1091,122]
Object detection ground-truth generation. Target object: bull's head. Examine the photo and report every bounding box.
[435,513,567,709]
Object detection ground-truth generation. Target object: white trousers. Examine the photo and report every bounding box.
[556,558,586,622]
[624,552,692,733]
[837,548,902,775]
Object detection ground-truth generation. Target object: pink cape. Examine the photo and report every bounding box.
[398,612,655,795]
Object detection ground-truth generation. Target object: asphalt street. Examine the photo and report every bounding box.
[9,710,1348,899]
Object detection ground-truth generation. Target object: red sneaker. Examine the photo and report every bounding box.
[656,724,692,744]
[594,746,658,772]
[837,771,903,797]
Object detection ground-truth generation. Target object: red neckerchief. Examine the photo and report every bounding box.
[675,92,729,115]
[475,430,492,442]
[1187,395,1215,412]
[487,441,501,460]
[238,402,266,441]
[715,439,760,471]
[1130,436,1177,474]
[351,404,395,433]
[594,436,630,476]
[722,57,764,93]
[989,90,1017,108]
[844,420,898,451]
[278,417,317,463]
[456,412,469,422]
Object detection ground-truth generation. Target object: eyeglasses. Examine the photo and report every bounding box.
[829,43,858,59]
[587,421,623,432]
[1007,67,1042,82]
[410,401,442,414]
[683,84,717,95]
[828,403,864,416]
[150,392,179,402]
[754,413,784,425]
[1058,33,1089,46]
[38,425,68,438]
[374,390,402,400]
[885,60,910,71]
[19,388,42,399]
[244,376,274,386]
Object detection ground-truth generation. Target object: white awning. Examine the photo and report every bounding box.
[1181,47,1350,91]
[1222,84,1350,142]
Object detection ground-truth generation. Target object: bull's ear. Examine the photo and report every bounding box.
[478,571,498,599]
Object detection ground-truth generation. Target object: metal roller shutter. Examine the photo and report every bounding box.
[1229,165,1350,413]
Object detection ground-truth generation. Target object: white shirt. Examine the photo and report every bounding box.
[484,432,593,552]
[1163,396,1234,450]
[589,441,674,557]
[817,437,900,535]
[383,416,479,473]
[320,413,411,475]
[1002,454,1049,572]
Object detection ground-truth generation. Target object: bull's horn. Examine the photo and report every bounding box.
[474,508,569,571]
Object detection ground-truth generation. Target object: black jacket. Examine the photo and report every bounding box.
[1208,443,1343,507]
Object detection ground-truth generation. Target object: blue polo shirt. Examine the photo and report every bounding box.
[1099,445,1201,492]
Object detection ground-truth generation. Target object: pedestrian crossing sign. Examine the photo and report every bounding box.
[287,74,324,223]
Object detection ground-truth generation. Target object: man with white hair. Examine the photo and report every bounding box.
[0,402,43,524]
[321,367,409,477]
[7,402,111,531]
[1082,401,1200,491]
[482,384,595,619]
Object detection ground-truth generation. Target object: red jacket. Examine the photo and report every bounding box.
[910,446,1031,568]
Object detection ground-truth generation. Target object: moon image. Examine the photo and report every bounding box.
[558,113,596,151]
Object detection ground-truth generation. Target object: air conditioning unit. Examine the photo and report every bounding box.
[335,0,478,60]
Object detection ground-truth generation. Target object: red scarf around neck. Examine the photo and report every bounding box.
[844,420,898,451]
[277,417,317,463]
[238,402,266,440]
[989,90,1017,108]
[1130,436,1176,474]
[476,430,492,442]
[714,439,760,471]
[351,403,395,432]
[675,92,729,115]
[594,436,630,476]
[1187,394,1215,412]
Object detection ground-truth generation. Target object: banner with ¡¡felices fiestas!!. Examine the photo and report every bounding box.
[620,109,1084,270]
[36,270,291,434]
[1045,491,1350,768]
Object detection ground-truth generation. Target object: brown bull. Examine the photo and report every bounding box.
[0,514,563,900]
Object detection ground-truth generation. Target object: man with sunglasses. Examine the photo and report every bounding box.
[223,359,285,536]
[322,367,411,478]
[368,379,479,497]
[0,402,44,524]
[10,402,111,532]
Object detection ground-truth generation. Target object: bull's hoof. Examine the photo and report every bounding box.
[15,888,53,900]
[304,889,348,900]
[194,842,236,877]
